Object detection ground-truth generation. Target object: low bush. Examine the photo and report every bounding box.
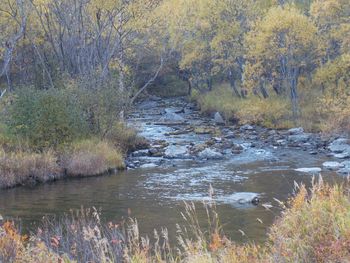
[105,122,149,152]
[62,139,125,177]
[268,179,350,262]
[0,149,61,189]
[7,87,87,150]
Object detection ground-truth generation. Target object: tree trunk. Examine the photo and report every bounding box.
[290,67,299,121]
[228,68,241,97]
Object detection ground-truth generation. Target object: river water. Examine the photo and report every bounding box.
[0,97,343,244]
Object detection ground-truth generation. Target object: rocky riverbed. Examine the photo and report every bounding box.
[127,96,350,178]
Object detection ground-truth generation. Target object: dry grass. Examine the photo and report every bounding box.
[195,84,293,129]
[62,139,125,177]
[105,122,149,153]
[0,149,62,189]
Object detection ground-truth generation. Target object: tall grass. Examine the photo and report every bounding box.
[194,84,293,129]
[62,139,125,177]
[0,149,62,188]
[1,178,349,262]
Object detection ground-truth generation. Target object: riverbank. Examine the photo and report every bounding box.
[0,125,148,189]
[1,178,349,262]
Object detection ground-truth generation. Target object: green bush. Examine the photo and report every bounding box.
[7,88,87,149]
[66,77,125,136]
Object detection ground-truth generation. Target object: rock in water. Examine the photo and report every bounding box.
[288,127,304,135]
[322,161,344,170]
[214,112,225,125]
[164,145,188,159]
[295,167,322,173]
[288,134,311,143]
[159,112,185,122]
[240,124,254,131]
[198,148,223,160]
[328,138,350,158]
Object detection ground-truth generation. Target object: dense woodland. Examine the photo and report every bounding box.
[1,0,350,135]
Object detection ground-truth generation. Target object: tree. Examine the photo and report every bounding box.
[244,5,321,119]
[311,0,350,60]
[0,0,28,90]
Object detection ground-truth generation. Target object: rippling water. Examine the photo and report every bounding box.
[0,98,344,244]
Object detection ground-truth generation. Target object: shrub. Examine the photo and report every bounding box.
[7,87,87,150]
[268,179,350,262]
[66,76,126,136]
[0,149,62,188]
[62,139,125,177]
[105,122,149,152]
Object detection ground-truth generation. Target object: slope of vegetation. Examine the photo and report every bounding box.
[0,179,349,262]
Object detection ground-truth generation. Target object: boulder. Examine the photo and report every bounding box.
[328,138,350,153]
[198,148,223,160]
[164,145,188,159]
[214,112,225,125]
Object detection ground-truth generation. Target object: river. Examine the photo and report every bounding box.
[0,97,344,244]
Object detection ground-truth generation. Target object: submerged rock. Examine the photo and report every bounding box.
[198,148,223,160]
[322,161,344,170]
[159,112,185,122]
[288,134,311,143]
[295,167,322,173]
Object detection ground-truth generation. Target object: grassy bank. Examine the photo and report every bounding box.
[0,86,148,189]
[192,83,342,133]
[0,178,349,262]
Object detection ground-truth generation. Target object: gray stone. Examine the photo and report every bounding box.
[295,167,322,173]
[198,148,223,160]
[322,161,344,170]
[164,107,184,114]
[240,124,254,131]
[164,145,188,159]
[288,127,304,135]
[214,112,225,124]
[132,149,150,157]
[288,134,311,143]
[328,138,350,153]
[159,112,185,122]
